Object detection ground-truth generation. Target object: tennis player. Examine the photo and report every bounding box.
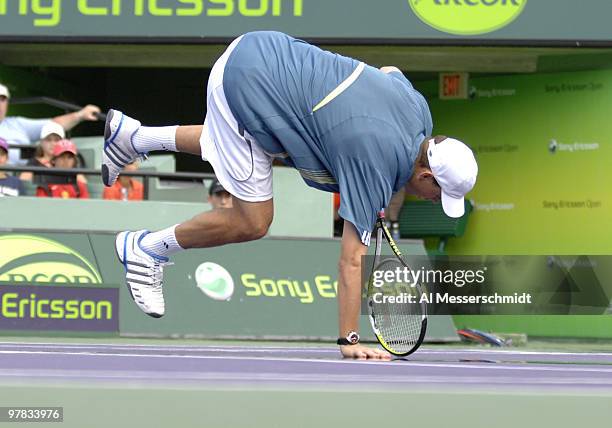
[103,31,477,359]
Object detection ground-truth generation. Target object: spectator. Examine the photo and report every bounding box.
[0,82,101,164]
[208,179,233,209]
[20,121,89,185]
[19,121,64,183]
[0,137,24,197]
[36,139,89,199]
[333,192,343,237]
[103,161,144,201]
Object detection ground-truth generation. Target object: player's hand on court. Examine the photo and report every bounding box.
[79,104,102,121]
[340,344,391,360]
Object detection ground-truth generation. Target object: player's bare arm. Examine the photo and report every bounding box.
[387,187,407,223]
[337,220,391,360]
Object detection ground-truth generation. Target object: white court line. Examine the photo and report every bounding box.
[418,349,612,357]
[1,369,612,386]
[0,342,337,352]
[0,345,333,353]
[0,344,337,353]
[1,342,611,358]
[2,349,612,373]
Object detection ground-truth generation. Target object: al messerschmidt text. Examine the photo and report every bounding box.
[372,292,532,305]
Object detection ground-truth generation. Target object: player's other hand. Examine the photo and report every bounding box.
[340,344,391,360]
[79,104,102,121]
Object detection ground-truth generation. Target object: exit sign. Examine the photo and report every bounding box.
[439,73,469,99]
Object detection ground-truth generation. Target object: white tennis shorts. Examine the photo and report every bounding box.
[200,35,274,202]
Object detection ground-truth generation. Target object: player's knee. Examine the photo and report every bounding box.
[236,226,267,242]
[236,217,271,241]
[250,226,268,240]
[231,201,273,242]
[249,218,271,240]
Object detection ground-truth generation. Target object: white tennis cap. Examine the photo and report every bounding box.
[40,121,65,140]
[0,83,9,99]
[427,137,478,218]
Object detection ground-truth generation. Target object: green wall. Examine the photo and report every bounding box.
[422,69,612,336]
[0,231,457,341]
[426,69,612,255]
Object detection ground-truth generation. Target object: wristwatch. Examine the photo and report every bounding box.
[336,331,360,345]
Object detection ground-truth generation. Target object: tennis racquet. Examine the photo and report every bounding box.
[367,211,428,357]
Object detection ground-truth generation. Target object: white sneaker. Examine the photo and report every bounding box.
[102,109,143,187]
[115,230,170,318]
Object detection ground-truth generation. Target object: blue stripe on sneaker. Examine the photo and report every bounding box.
[112,142,131,161]
[122,232,129,270]
[108,143,130,164]
[104,147,124,168]
[136,231,169,263]
[105,112,124,149]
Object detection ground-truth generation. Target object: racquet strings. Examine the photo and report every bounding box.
[370,257,424,354]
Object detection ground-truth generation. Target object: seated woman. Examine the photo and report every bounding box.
[20,122,88,185]
[36,139,89,199]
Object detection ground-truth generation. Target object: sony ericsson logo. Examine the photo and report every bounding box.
[195,262,234,301]
[409,0,527,36]
[0,235,102,284]
[548,139,600,154]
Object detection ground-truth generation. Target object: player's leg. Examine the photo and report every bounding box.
[115,197,272,318]
[103,35,245,186]
[176,125,204,156]
[127,122,203,156]
[137,197,273,260]
[175,197,273,248]
[114,121,273,319]
[113,93,272,319]
[114,34,263,318]
[102,109,203,186]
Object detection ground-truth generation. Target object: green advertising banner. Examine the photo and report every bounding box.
[427,69,612,256]
[0,284,119,332]
[0,231,457,341]
[0,234,119,333]
[425,69,612,336]
[1,0,611,44]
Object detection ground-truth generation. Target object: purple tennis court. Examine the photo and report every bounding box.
[2,341,612,391]
[1,339,612,428]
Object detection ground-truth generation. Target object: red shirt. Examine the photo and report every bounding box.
[333,192,341,210]
[36,181,90,199]
[102,179,144,201]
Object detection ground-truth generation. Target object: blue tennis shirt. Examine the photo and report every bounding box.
[223,31,433,244]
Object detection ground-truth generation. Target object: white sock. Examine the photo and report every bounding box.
[139,225,184,259]
[132,125,178,153]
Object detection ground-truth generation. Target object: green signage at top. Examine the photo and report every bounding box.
[0,0,303,27]
[409,0,527,36]
[0,0,610,44]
